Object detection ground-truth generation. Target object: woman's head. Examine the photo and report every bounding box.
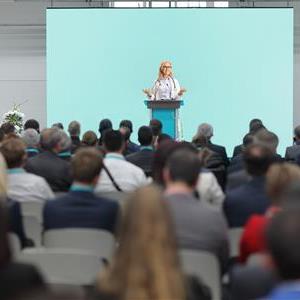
[81,130,98,147]
[266,163,300,206]
[98,185,186,300]
[158,61,173,79]
[0,153,7,197]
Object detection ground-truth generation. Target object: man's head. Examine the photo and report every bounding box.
[266,208,300,280]
[138,126,153,147]
[98,119,113,135]
[294,125,300,142]
[68,121,81,137]
[196,123,213,140]
[149,119,162,136]
[24,119,40,133]
[249,118,265,134]
[71,148,103,185]
[40,128,64,153]
[52,123,64,130]
[119,120,133,134]
[243,144,273,177]
[0,123,15,135]
[57,130,72,152]
[82,131,98,147]
[0,137,26,169]
[21,129,40,148]
[254,129,279,154]
[163,149,201,189]
[103,129,124,153]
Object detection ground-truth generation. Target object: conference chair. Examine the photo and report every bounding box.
[20,200,43,222]
[43,228,115,261]
[18,248,103,285]
[23,215,42,246]
[180,249,221,300]
[8,232,21,259]
[229,227,244,258]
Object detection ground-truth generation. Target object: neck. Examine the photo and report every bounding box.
[165,182,194,195]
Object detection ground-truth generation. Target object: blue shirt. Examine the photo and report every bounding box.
[265,282,300,300]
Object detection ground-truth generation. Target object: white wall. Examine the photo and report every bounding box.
[0,0,299,132]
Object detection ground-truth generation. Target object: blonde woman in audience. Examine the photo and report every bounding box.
[239,163,300,263]
[96,185,210,300]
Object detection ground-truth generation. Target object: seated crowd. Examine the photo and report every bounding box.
[0,117,300,299]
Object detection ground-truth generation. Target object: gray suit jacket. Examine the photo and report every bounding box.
[165,192,229,273]
[285,144,300,162]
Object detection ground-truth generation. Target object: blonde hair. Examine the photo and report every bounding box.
[158,60,174,80]
[266,163,300,205]
[98,185,186,300]
[0,153,7,197]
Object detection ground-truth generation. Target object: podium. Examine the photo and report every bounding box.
[144,100,184,139]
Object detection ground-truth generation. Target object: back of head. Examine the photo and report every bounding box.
[194,123,213,141]
[98,185,185,300]
[103,129,124,153]
[68,120,81,136]
[149,119,162,136]
[119,120,133,133]
[266,163,300,206]
[243,144,273,176]
[52,123,64,130]
[294,125,300,140]
[99,119,113,134]
[0,122,15,135]
[138,126,153,146]
[0,137,26,169]
[21,129,40,148]
[266,208,300,280]
[249,118,264,134]
[253,129,279,154]
[24,119,40,133]
[165,148,201,187]
[82,130,98,147]
[71,148,103,183]
[40,128,61,151]
[242,133,254,148]
[57,130,71,152]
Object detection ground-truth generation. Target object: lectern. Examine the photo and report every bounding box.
[144,100,184,139]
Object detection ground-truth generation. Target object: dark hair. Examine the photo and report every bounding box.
[119,120,133,133]
[0,129,4,143]
[82,131,98,147]
[157,133,172,145]
[249,119,264,134]
[138,126,153,146]
[0,123,15,135]
[243,144,273,176]
[242,133,254,147]
[120,127,130,142]
[266,208,300,280]
[99,119,113,134]
[24,119,40,133]
[149,119,162,136]
[52,123,64,130]
[0,201,11,268]
[294,125,300,140]
[165,149,201,187]
[103,130,124,152]
[0,138,26,168]
[71,148,103,183]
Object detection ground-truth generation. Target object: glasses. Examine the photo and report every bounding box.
[162,66,172,69]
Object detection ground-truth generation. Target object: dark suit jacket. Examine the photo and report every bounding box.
[207,141,229,166]
[25,151,72,192]
[285,144,300,162]
[223,176,270,227]
[227,154,244,175]
[0,262,45,300]
[232,144,243,158]
[70,136,81,154]
[124,141,140,156]
[6,198,27,248]
[43,190,119,233]
[126,148,154,177]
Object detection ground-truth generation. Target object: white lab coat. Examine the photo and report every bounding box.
[149,77,180,100]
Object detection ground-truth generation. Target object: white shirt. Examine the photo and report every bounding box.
[7,168,55,203]
[150,77,180,100]
[95,153,148,193]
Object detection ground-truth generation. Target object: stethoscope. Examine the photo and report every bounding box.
[155,77,177,99]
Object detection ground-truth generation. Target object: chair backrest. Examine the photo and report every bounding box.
[229,227,244,258]
[18,248,102,285]
[43,228,115,260]
[20,200,44,222]
[180,249,221,300]
[8,232,21,259]
[23,215,42,246]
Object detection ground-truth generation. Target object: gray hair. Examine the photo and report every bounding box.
[193,123,214,141]
[68,120,81,136]
[57,129,72,152]
[40,128,62,151]
[21,129,40,147]
[253,129,279,153]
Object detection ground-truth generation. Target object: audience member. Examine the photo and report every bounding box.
[119,119,139,154]
[24,119,40,133]
[126,126,154,177]
[264,209,300,299]
[149,119,163,148]
[68,120,81,153]
[95,130,147,193]
[57,130,72,161]
[249,118,265,134]
[52,122,64,130]
[0,122,15,135]
[44,148,119,232]
[98,118,113,146]
[25,128,72,192]
[0,137,54,203]
[81,130,98,147]
[0,202,45,300]
[21,129,40,158]
[223,144,272,227]
[164,148,229,273]
[239,163,300,263]
[96,185,211,300]
[285,125,300,162]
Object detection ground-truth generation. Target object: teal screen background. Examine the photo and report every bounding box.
[47,8,293,155]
